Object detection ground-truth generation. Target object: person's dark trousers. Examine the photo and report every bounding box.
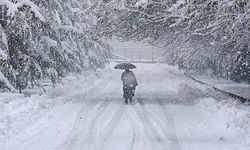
[123,86,135,103]
[123,86,128,104]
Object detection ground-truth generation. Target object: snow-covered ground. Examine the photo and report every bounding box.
[192,74,250,100]
[1,62,250,150]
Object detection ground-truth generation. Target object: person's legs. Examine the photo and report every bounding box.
[128,87,134,103]
[125,98,128,104]
[123,86,128,104]
[129,86,135,103]
[123,86,126,98]
[132,86,135,96]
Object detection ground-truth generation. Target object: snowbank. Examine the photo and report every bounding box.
[197,98,250,144]
[47,68,115,100]
[177,83,209,104]
[0,94,65,141]
[192,74,250,100]
[0,69,113,142]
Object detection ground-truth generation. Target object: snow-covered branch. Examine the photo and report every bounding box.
[1,0,45,21]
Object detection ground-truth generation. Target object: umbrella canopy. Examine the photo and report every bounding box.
[114,63,136,70]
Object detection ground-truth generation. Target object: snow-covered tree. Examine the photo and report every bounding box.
[96,0,250,82]
[0,0,111,92]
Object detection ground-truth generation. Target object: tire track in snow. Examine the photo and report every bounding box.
[133,69,168,149]
[156,99,182,150]
[61,78,122,150]
[60,102,95,150]
[56,102,92,150]
[63,78,121,149]
[127,106,142,150]
[62,100,110,150]
[133,67,180,150]
[60,79,121,150]
[95,105,125,150]
[140,104,171,137]
[128,125,136,150]
[83,99,110,150]
[133,68,182,150]
[130,105,166,150]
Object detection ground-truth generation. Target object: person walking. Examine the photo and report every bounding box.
[114,63,138,104]
[121,69,138,104]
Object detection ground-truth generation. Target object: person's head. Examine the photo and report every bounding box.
[125,69,130,72]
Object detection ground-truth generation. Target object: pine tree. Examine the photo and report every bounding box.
[0,0,111,92]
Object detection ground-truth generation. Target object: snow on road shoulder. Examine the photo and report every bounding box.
[0,67,115,146]
[0,94,69,149]
[192,74,250,100]
[47,63,119,99]
[196,98,250,149]
[4,103,83,150]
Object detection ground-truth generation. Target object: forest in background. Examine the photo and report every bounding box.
[96,0,250,83]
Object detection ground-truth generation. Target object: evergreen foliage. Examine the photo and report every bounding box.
[95,0,250,82]
[0,0,111,92]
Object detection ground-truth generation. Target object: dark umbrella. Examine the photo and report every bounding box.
[114,63,136,70]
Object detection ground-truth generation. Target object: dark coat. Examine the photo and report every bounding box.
[121,70,138,87]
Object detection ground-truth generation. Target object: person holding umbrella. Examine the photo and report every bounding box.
[114,63,138,104]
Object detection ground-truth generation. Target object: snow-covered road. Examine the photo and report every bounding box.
[2,63,250,150]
